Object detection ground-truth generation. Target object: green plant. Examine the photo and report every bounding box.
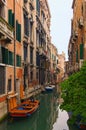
[60,61,86,123]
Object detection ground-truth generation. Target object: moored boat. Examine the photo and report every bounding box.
[8,94,40,118]
[79,123,86,130]
[45,85,55,92]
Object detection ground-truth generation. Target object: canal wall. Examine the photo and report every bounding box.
[0,85,43,122]
[0,101,8,122]
[22,85,43,100]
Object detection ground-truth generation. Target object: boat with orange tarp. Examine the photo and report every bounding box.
[8,94,39,117]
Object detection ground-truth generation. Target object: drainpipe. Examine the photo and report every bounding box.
[14,0,16,92]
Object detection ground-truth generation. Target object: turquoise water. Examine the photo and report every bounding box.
[0,92,79,130]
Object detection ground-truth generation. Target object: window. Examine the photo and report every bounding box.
[76,50,78,62]
[0,66,5,95]
[24,13,29,36]
[1,47,8,64]
[30,70,33,81]
[8,9,14,27]
[1,47,14,65]
[9,51,13,65]
[80,43,84,59]
[8,79,12,92]
[16,20,21,42]
[36,52,40,67]
[30,47,33,64]
[0,4,5,18]
[36,0,40,16]
[23,43,28,61]
[36,30,39,47]
[30,21,33,41]
[16,55,21,67]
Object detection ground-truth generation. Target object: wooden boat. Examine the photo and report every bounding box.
[21,100,40,115]
[8,94,39,118]
[10,107,31,117]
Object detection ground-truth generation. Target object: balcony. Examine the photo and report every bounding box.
[0,16,14,43]
[0,0,6,5]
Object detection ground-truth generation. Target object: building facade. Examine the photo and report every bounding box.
[68,0,86,74]
[57,52,65,83]
[51,43,58,84]
[0,0,54,120]
[0,0,23,119]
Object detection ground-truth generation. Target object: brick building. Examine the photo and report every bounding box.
[68,0,86,74]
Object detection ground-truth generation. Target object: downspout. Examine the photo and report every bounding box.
[14,0,16,92]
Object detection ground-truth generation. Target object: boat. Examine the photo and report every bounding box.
[45,85,55,92]
[76,122,86,130]
[79,123,86,130]
[8,94,40,118]
[21,100,40,115]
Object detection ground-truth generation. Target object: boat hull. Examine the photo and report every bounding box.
[45,86,55,92]
[10,100,39,118]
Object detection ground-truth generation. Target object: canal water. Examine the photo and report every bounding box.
[0,91,79,130]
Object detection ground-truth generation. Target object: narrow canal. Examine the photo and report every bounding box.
[0,91,79,130]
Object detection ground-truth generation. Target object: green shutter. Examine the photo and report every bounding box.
[16,20,18,41]
[18,23,21,42]
[16,21,21,42]
[2,47,5,63]
[2,47,8,64]
[19,56,21,66]
[8,10,12,26]
[16,55,21,67]
[16,55,18,66]
[76,50,78,62]
[12,13,14,27]
[80,44,84,59]
[9,51,13,65]
[5,49,8,64]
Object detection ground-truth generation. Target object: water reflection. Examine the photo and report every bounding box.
[0,91,79,130]
[53,109,69,130]
[0,93,58,130]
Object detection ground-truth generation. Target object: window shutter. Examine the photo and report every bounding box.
[16,55,21,67]
[2,47,5,63]
[12,13,14,27]
[5,49,8,64]
[9,51,13,65]
[26,18,29,36]
[16,21,21,42]
[2,47,8,64]
[80,44,84,59]
[16,20,18,41]
[8,10,12,26]
[76,50,78,62]
[18,23,21,42]
[0,66,5,94]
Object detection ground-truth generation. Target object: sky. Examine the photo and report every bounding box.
[48,0,73,60]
